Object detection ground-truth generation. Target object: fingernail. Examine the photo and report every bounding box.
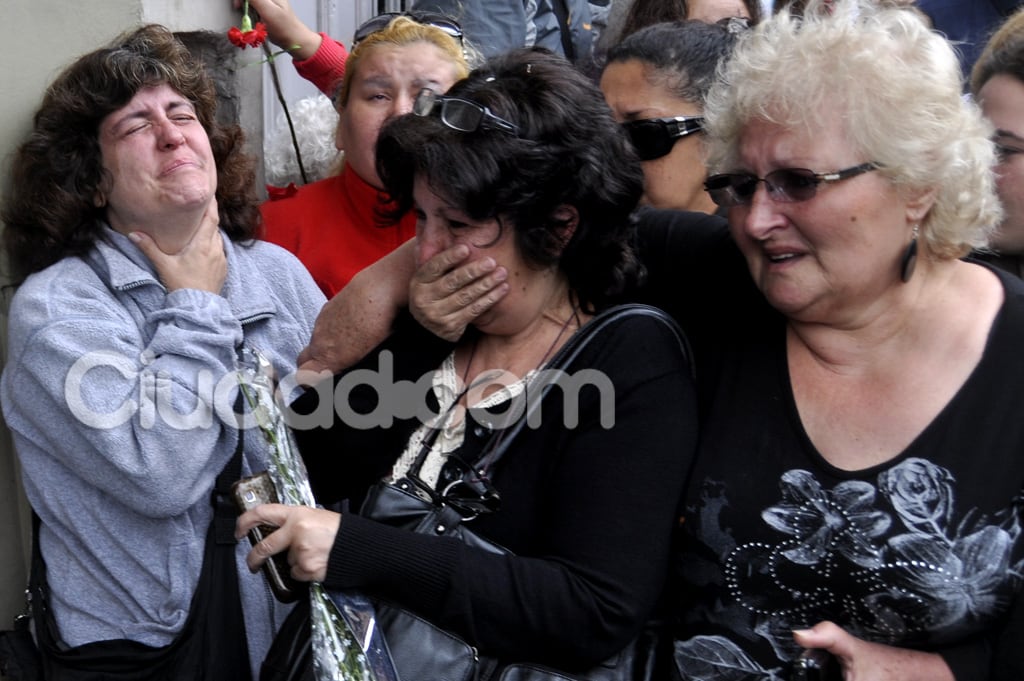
[128,232,142,243]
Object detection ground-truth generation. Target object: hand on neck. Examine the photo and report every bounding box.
[109,203,211,254]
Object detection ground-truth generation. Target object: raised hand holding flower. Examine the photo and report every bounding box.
[232,0,324,60]
[227,0,310,184]
[229,1,268,48]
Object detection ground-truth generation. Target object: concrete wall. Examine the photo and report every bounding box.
[0,0,258,631]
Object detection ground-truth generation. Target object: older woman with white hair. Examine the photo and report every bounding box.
[663,1,1022,679]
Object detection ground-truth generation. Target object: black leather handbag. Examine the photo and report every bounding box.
[359,479,663,681]
[0,601,41,681]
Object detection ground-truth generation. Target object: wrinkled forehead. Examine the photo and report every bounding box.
[100,83,191,132]
[339,40,462,105]
[731,110,855,168]
[687,0,751,22]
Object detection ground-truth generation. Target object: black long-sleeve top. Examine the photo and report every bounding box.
[292,308,698,670]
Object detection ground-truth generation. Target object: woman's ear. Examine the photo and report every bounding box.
[93,181,110,208]
[334,119,345,152]
[905,186,938,224]
[551,205,579,251]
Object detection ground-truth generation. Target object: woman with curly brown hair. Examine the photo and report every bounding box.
[1,24,324,679]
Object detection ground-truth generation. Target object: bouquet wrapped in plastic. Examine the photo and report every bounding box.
[236,347,398,681]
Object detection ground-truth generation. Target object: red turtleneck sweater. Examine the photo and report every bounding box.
[260,167,416,298]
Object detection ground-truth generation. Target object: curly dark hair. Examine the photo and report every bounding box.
[2,24,259,283]
[375,47,645,313]
[971,7,1024,97]
[605,20,741,106]
[621,0,761,40]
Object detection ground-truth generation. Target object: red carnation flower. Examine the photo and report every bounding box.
[228,21,267,49]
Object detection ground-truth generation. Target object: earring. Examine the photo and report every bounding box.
[900,224,919,283]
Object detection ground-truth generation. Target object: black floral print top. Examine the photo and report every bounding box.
[632,208,1024,681]
[670,269,1024,681]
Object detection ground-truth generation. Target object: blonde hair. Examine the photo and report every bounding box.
[336,16,473,107]
[704,0,1001,258]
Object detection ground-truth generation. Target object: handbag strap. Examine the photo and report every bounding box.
[472,303,690,474]
[212,405,245,545]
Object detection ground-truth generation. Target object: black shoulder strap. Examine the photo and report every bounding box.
[476,303,690,473]
[28,513,43,611]
[212,416,246,545]
[27,406,247,628]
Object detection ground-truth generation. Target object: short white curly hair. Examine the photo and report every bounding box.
[703,0,1001,259]
[264,94,342,187]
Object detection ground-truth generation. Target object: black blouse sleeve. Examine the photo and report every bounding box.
[290,311,454,505]
[322,311,699,670]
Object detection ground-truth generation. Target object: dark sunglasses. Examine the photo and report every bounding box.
[621,116,705,161]
[414,88,519,135]
[704,162,879,207]
[441,452,502,519]
[353,11,463,46]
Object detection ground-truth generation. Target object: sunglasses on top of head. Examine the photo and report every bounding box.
[704,162,880,207]
[353,11,463,46]
[414,88,519,135]
[621,116,705,161]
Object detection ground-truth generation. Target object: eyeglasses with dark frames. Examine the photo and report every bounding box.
[414,88,520,136]
[621,116,705,161]
[353,11,463,47]
[704,162,880,207]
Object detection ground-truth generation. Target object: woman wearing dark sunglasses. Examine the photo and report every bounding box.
[238,48,698,678]
[299,1,1024,679]
[601,20,741,214]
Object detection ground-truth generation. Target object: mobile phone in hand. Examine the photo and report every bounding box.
[231,472,302,603]
[792,648,840,681]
